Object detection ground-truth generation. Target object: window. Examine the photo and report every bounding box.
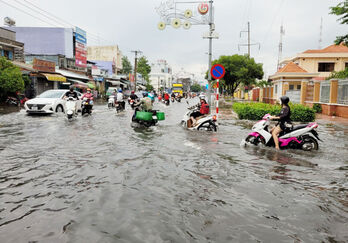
[345,63,348,69]
[289,85,294,90]
[275,85,278,94]
[318,63,335,72]
[297,85,301,90]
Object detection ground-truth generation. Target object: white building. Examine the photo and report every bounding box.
[149,60,173,91]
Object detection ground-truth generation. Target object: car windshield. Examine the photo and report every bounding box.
[38,90,65,99]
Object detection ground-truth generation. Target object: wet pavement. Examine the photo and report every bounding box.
[0,100,347,243]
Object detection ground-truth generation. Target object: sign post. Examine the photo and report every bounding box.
[210,64,225,120]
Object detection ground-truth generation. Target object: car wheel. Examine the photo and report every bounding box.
[56,105,64,113]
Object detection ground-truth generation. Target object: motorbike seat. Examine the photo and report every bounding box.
[291,124,308,131]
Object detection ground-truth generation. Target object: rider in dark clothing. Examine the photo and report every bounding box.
[64,86,79,99]
[130,91,138,100]
[270,96,291,150]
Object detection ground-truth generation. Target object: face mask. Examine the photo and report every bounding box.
[87,91,90,93]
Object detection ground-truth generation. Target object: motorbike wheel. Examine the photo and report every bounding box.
[245,135,265,146]
[301,136,319,151]
[197,122,217,132]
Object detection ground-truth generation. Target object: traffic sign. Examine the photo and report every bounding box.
[210,64,225,80]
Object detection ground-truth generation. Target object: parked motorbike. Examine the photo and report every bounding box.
[65,97,77,120]
[244,114,320,151]
[5,96,19,106]
[81,97,93,116]
[181,105,217,131]
[108,95,115,109]
[115,101,125,113]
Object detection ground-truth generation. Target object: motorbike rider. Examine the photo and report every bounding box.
[116,88,125,110]
[132,94,153,120]
[190,97,210,126]
[148,92,155,104]
[164,92,170,102]
[82,88,94,100]
[64,86,79,100]
[270,96,292,150]
[129,90,138,101]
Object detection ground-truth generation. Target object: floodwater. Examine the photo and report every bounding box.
[0,100,347,243]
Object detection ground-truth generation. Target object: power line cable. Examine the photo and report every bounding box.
[0,0,61,28]
[21,0,110,43]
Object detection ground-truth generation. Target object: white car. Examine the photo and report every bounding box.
[24,89,82,114]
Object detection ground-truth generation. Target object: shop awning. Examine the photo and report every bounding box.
[88,82,95,89]
[107,80,121,86]
[42,73,66,82]
[137,84,146,90]
[69,79,89,88]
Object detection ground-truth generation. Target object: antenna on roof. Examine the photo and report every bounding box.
[277,23,285,71]
[319,17,323,49]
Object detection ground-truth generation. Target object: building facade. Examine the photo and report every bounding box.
[6,27,74,58]
[87,45,123,74]
[0,27,24,62]
[149,60,173,91]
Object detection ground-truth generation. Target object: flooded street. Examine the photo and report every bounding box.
[0,101,347,243]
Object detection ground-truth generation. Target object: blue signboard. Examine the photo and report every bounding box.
[210,64,226,80]
[75,33,86,44]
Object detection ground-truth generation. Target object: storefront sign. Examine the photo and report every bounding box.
[75,27,87,68]
[33,58,55,72]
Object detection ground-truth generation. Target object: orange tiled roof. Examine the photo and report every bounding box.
[277,62,308,73]
[303,43,348,53]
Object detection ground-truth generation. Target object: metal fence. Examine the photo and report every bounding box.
[338,79,348,105]
[320,81,331,103]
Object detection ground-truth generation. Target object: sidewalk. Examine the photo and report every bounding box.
[315,114,348,128]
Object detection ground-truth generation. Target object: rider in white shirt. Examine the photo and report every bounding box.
[116,89,124,101]
[116,89,125,109]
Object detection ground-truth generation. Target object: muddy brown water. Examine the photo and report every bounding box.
[0,100,347,242]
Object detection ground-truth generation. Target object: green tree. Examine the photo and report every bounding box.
[190,83,201,92]
[327,67,348,79]
[0,57,25,99]
[330,1,348,45]
[256,80,270,88]
[211,55,264,95]
[137,56,151,81]
[121,56,132,74]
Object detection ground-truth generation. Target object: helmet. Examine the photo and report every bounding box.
[131,90,135,94]
[280,96,290,105]
[199,94,206,100]
[148,93,154,100]
[69,86,74,91]
[118,88,122,93]
[142,92,148,98]
[87,88,91,91]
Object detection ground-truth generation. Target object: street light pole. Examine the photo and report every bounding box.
[131,50,142,91]
[207,0,213,108]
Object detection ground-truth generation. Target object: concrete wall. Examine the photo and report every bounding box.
[6,27,74,58]
[0,27,15,40]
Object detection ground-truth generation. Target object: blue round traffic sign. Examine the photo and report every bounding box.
[210,64,225,79]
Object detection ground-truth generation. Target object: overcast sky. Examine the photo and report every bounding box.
[0,0,346,81]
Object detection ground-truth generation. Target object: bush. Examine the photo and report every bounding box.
[312,103,322,113]
[232,102,315,122]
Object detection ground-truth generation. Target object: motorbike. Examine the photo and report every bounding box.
[128,98,139,110]
[132,109,159,128]
[244,114,321,151]
[65,97,77,120]
[115,100,125,113]
[181,105,217,131]
[171,97,175,103]
[81,97,93,116]
[5,96,19,106]
[165,99,170,106]
[108,95,115,109]
[175,96,182,102]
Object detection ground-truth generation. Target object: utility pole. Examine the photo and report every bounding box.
[277,24,285,71]
[239,22,260,57]
[131,50,142,91]
[319,17,323,49]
